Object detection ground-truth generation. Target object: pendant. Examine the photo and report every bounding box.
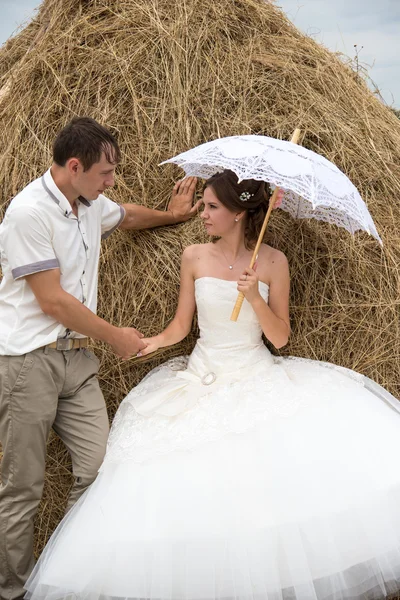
[229,265,233,270]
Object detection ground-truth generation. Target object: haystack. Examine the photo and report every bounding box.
[1,0,400,556]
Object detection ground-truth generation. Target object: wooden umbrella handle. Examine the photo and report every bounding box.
[230,128,302,322]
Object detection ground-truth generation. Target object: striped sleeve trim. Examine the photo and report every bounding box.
[101,205,126,240]
[12,259,60,280]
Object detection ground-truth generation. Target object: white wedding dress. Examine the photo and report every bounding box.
[25,278,400,600]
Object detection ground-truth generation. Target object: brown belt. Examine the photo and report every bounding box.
[47,338,89,351]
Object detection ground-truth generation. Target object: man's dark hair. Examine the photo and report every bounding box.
[53,117,121,171]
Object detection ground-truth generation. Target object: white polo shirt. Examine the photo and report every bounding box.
[0,169,126,355]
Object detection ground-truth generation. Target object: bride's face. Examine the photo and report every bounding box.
[201,187,240,236]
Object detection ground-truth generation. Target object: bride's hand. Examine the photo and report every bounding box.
[237,267,261,304]
[139,336,162,356]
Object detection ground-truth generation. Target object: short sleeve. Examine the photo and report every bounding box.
[3,208,59,280]
[99,195,126,240]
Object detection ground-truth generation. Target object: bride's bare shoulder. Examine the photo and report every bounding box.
[182,243,214,262]
[257,245,289,284]
[258,244,288,265]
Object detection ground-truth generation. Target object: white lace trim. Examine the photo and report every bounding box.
[101,356,367,467]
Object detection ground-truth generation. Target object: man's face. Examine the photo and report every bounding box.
[73,152,117,201]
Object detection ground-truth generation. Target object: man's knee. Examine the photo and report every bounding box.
[79,446,107,484]
[66,454,104,511]
[69,439,107,495]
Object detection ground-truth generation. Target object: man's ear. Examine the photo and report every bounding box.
[66,157,81,175]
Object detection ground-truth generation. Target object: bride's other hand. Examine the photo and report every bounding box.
[237,267,261,304]
[140,336,162,356]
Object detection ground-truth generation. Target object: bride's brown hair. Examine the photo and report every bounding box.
[203,169,271,249]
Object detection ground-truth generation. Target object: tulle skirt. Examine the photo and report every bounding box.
[25,357,400,600]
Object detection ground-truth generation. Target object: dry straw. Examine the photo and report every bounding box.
[1,0,400,567]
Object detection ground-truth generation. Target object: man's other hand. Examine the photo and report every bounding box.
[168,177,201,223]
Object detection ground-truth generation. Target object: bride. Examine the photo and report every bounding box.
[25,170,400,600]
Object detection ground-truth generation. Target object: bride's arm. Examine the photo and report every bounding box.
[238,250,290,350]
[141,246,197,355]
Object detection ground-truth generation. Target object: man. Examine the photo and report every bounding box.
[0,116,199,600]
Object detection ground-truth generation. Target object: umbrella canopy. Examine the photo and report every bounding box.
[160,135,381,244]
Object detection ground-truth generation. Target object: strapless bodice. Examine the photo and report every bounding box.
[195,277,269,346]
[188,277,273,376]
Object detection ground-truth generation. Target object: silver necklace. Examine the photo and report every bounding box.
[219,246,247,270]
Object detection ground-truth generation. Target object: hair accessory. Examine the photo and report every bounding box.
[239,191,254,202]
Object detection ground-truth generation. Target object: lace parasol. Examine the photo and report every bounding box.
[160,133,381,244]
[161,130,381,320]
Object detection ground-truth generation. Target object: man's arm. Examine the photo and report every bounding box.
[25,269,145,359]
[119,177,201,230]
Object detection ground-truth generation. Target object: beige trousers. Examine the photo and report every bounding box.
[0,347,109,600]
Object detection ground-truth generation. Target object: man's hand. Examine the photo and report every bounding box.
[109,327,146,360]
[168,177,201,223]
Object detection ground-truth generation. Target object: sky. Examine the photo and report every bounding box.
[278,0,399,107]
[1,0,398,107]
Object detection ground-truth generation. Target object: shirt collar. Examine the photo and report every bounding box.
[42,169,92,217]
[78,196,92,207]
[77,196,93,215]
